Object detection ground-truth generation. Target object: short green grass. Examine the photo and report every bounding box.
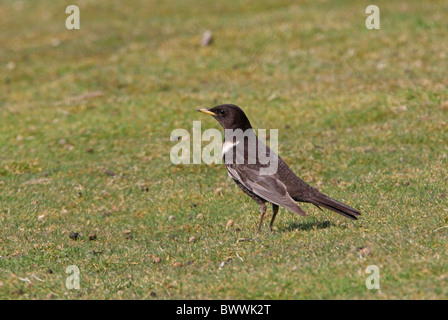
[1,0,448,299]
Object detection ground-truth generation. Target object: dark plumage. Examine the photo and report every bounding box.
[197,104,360,232]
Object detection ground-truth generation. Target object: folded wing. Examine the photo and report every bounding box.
[226,163,307,216]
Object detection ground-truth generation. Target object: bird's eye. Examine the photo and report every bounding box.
[219,109,225,115]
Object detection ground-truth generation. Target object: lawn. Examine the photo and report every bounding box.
[0,0,447,299]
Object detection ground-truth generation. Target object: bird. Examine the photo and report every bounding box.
[197,104,360,232]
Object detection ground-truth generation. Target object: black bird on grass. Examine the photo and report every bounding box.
[197,104,360,232]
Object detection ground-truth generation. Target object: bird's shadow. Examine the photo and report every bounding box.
[283,220,335,232]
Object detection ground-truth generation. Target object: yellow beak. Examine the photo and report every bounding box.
[197,108,216,116]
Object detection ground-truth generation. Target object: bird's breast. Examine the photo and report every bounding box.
[222,140,240,156]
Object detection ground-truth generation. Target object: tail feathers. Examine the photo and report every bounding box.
[312,194,360,221]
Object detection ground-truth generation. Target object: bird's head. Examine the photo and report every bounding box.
[197,104,253,130]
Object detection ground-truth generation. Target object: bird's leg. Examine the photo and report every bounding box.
[257,203,267,233]
[269,204,279,232]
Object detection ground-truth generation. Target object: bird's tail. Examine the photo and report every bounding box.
[311,193,360,221]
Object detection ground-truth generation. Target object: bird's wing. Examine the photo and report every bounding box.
[226,164,307,216]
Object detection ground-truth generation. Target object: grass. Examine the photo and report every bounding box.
[1,0,448,299]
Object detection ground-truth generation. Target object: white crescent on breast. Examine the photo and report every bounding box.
[222,140,240,156]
